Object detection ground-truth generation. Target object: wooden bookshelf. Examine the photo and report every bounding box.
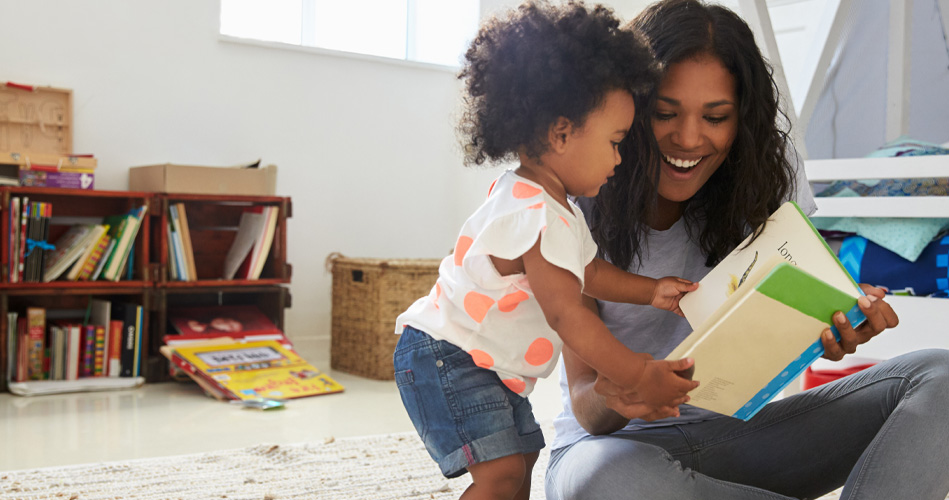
[0,188,292,391]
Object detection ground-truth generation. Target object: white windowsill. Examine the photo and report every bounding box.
[218,34,461,74]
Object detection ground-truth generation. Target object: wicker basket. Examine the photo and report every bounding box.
[328,254,441,380]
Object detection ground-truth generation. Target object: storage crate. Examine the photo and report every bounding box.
[328,255,440,380]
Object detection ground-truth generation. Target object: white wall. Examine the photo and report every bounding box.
[0,0,500,365]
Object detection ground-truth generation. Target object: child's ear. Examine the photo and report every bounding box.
[548,117,573,153]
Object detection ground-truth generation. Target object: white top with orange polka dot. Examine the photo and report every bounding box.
[396,170,598,397]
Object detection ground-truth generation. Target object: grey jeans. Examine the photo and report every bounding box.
[545,349,949,500]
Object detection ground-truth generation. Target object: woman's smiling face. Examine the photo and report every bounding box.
[652,52,738,206]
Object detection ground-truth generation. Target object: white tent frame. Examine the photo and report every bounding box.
[738,0,949,158]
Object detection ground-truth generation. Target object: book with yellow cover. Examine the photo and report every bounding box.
[169,339,344,401]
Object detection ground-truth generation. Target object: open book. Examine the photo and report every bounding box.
[671,201,867,420]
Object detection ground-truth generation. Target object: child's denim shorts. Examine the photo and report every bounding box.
[393,325,545,478]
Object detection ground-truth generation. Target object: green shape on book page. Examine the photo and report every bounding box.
[754,262,857,324]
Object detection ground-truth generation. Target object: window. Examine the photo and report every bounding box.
[220,0,481,67]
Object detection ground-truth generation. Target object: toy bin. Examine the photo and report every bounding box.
[327,254,440,380]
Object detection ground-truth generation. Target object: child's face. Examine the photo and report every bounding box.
[559,89,636,198]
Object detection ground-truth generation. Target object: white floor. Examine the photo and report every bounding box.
[0,369,565,472]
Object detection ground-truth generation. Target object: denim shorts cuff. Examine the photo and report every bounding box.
[438,426,547,478]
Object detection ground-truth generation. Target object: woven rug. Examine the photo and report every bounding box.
[0,430,850,500]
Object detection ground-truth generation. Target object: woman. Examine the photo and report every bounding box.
[545,1,949,499]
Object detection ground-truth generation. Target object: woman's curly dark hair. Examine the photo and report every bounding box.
[590,0,798,270]
[457,1,659,166]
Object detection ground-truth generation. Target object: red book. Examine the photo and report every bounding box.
[81,325,95,378]
[108,319,124,377]
[167,305,282,337]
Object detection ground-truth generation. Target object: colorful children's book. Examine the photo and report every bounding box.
[166,339,344,401]
[671,201,867,420]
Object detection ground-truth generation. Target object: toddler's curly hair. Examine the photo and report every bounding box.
[458,1,658,166]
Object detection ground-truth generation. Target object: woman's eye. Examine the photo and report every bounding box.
[611,141,621,148]
[654,112,675,121]
[705,115,728,124]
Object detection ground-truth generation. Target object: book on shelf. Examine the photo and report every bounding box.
[5,312,16,383]
[64,224,109,281]
[8,198,19,283]
[26,307,45,380]
[42,224,99,282]
[101,205,147,281]
[671,201,867,421]
[111,301,143,377]
[160,338,344,401]
[174,203,198,280]
[168,204,191,281]
[76,234,112,281]
[223,205,278,280]
[16,196,28,282]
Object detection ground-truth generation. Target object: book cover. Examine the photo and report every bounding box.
[16,317,28,382]
[62,322,81,381]
[77,234,112,281]
[81,325,96,378]
[17,197,28,283]
[167,305,282,337]
[108,319,123,377]
[65,224,109,281]
[671,201,868,420]
[174,203,198,281]
[223,206,266,280]
[5,312,16,383]
[169,339,344,401]
[42,224,98,282]
[49,325,65,381]
[248,206,278,280]
[9,198,19,283]
[102,205,146,281]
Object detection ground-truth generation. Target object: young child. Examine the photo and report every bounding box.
[393,2,701,498]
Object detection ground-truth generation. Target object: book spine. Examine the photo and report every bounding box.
[108,319,123,377]
[26,307,46,380]
[17,197,28,283]
[81,325,95,378]
[16,317,28,382]
[93,324,106,376]
[66,324,80,381]
[5,312,16,384]
[78,235,110,281]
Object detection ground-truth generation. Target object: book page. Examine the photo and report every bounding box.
[680,201,860,329]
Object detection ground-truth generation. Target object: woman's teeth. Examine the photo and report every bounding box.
[664,155,701,169]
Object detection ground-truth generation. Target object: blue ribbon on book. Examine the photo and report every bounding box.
[24,239,55,257]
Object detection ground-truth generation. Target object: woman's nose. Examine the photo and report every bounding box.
[671,117,702,149]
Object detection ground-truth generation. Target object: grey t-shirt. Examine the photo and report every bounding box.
[550,157,817,450]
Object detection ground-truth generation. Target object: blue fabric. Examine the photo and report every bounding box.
[836,234,949,297]
[393,326,545,478]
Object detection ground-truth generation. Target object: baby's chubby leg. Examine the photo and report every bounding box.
[464,451,539,500]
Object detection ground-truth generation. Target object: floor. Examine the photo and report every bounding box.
[0,368,565,472]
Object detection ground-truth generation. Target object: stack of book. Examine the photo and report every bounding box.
[6,195,148,283]
[161,305,343,401]
[5,300,145,385]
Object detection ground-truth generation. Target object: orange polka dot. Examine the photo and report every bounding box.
[498,290,529,312]
[524,337,554,366]
[463,291,495,323]
[432,282,442,309]
[469,349,494,369]
[502,378,526,394]
[512,182,542,199]
[487,179,497,197]
[454,235,473,266]
[527,202,545,209]
[559,216,570,227]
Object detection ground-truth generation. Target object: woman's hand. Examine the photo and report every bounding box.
[821,284,899,361]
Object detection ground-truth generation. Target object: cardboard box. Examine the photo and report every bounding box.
[129,163,277,196]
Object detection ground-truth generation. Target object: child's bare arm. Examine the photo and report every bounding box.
[523,240,696,404]
[583,258,697,315]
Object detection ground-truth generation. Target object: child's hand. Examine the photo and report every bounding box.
[650,276,698,317]
[634,357,700,410]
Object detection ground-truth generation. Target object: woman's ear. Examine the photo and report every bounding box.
[548,117,573,154]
